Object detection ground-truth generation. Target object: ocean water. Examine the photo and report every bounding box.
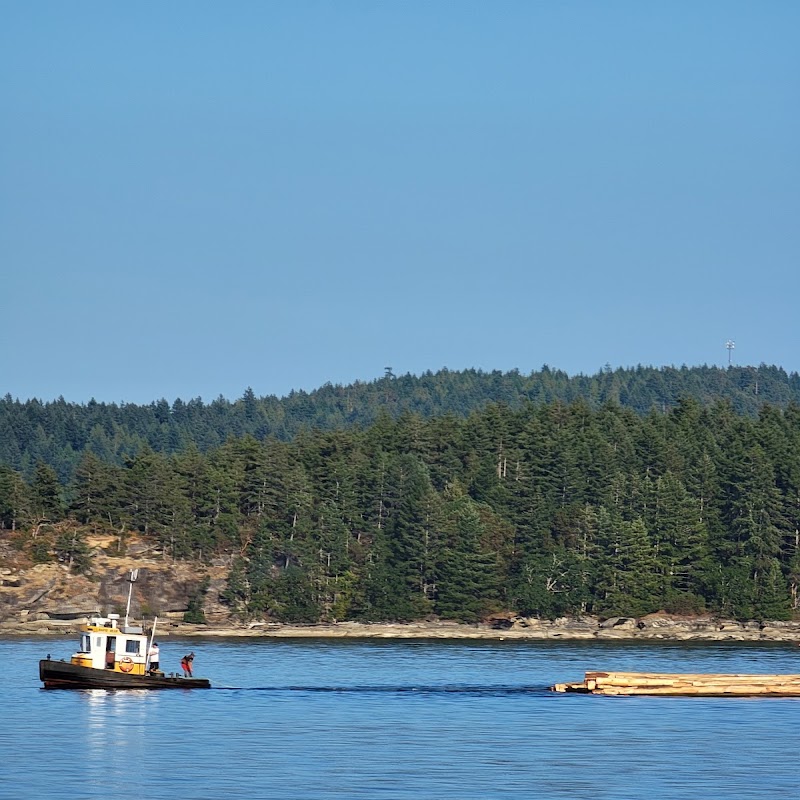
[2,636,799,799]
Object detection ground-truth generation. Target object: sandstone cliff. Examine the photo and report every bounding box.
[0,532,231,636]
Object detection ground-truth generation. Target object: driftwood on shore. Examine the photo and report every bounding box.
[552,671,800,696]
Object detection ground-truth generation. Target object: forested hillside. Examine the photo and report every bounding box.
[2,396,799,623]
[2,364,799,482]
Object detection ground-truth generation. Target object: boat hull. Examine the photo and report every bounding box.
[39,658,211,690]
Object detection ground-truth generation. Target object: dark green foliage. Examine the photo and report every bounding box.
[183,577,210,624]
[380,454,438,620]
[0,465,30,530]
[4,377,800,622]
[31,462,64,521]
[434,484,500,621]
[30,537,53,564]
[53,528,92,574]
[270,567,321,623]
[595,514,661,617]
[69,452,120,528]
[2,365,799,484]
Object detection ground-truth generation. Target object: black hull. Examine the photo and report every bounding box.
[39,659,211,690]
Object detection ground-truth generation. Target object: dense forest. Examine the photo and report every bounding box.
[2,364,799,483]
[2,389,800,623]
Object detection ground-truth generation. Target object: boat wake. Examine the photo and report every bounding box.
[213,684,554,696]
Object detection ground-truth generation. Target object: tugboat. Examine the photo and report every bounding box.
[39,570,211,690]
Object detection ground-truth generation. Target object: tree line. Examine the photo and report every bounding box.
[2,363,799,483]
[2,396,799,623]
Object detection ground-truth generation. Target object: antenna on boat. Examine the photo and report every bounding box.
[124,569,139,629]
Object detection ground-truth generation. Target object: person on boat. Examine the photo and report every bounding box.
[181,652,195,677]
[148,642,160,673]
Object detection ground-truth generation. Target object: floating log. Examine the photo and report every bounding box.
[551,671,800,696]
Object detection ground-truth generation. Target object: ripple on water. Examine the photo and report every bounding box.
[2,638,799,799]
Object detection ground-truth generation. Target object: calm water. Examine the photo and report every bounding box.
[2,636,799,799]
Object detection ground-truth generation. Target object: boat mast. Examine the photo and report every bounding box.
[124,569,139,628]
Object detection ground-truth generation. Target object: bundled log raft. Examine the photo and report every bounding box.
[551,671,800,696]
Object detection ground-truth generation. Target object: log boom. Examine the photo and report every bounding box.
[551,671,800,697]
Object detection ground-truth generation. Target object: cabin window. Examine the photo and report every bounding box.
[80,634,91,653]
[125,640,140,654]
[95,636,102,648]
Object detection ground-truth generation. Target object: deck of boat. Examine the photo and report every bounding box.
[551,671,800,696]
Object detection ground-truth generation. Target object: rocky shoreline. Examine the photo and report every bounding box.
[5,614,800,644]
[3,549,800,644]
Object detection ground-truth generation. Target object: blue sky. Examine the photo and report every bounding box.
[2,1,798,404]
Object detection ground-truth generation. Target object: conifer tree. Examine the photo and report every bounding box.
[434,483,499,621]
[31,461,64,522]
[0,465,30,530]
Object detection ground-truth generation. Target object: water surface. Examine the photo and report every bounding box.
[2,637,798,799]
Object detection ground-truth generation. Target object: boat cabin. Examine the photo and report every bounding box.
[71,614,151,676]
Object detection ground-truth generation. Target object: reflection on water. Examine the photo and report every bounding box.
[2,638,800,799]
[84,689,155,772]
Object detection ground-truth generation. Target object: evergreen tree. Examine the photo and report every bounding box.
[30,462,64,522]
[0,465,30,530]
[69,451,119,528]
[54,528,92,574]
[434,483,500,621]
[375,454,438,620]
[596,510,660,617]
[652,471,711,609]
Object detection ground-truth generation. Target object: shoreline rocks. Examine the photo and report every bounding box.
[4,614,800,643]
[3,546,800,643]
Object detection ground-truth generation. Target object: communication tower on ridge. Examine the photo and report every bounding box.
[726,340,735,366]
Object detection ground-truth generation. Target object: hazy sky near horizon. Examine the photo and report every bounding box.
[2,1,798,405]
